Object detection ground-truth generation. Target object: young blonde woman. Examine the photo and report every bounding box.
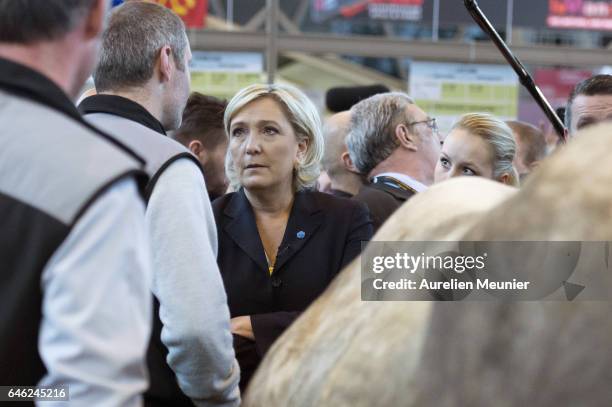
[434,112,519,186]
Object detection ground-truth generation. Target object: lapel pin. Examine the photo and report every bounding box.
[297,230,305,239]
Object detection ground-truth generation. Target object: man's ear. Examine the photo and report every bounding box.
[395,123,418,152]
[188,140,204,157]
[83,0,106,39]
[158,45,174,83]
[499,173,511,185]
[341,151,360,174]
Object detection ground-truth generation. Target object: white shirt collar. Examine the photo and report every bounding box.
[373,172,428,193]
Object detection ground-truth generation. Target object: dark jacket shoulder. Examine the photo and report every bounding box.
[212,190,235,215]
[307,189,370,215]
[213,189,370,220]
[353,184,405,233]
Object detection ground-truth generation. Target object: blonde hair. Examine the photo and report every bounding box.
[452,113,519,186]
[223,83,323,191]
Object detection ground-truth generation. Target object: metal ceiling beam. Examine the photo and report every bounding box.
[292,0,310,26]
[187,29,611,68]
[265,0,279,84]
[243,7,267,31]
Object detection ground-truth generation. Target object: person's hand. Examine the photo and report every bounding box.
[230,315,254,340]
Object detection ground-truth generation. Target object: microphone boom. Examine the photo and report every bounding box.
[463,0,567,142]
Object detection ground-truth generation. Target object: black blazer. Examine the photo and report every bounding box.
[213,189,373,389]
[352,181,416,233]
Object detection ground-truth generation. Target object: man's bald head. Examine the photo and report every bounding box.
[321,110,364,196]
[322,111,352,177]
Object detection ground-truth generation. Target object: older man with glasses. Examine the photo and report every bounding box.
[346,92,441,231]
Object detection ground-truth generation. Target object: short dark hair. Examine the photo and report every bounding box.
[173,92,228,150]
[506,120,547,167]
[565,74,612,130]
[94,1,187,92]
[0,0,97,43]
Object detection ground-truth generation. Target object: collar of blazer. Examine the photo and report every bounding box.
[369,178,416,202]
[223,188,325,275]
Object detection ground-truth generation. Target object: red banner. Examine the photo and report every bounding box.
[535,68,593,108]
[156,0,208,28]
[547,0,612,30]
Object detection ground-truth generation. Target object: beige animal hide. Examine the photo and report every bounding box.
[244,123,612,407]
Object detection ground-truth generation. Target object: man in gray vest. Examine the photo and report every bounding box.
[0,1,152,405]
[78,2,240,406]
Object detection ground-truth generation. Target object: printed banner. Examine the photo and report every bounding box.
[157,0,208,28]
[548,0,612,30]
[113,0,208,28]
[409,62,519,135]
[312,0,426,22]
[190,52,263,99]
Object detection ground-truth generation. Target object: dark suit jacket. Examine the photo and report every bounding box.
[329,188,353,198]
[213,189,373,389]
[352,182,415,233]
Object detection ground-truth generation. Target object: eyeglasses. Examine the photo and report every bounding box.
[406,118,439,134]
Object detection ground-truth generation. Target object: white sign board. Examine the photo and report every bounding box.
[409,62,519,135]
[190,52,263,98]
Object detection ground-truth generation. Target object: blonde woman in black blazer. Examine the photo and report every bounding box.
[213,83,373,390]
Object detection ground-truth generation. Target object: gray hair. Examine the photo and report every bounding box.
[224,83,323,192]
[347,92,415,175]
[0,0,98,43]
[453,113,519,186]
[94,1,187,92]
